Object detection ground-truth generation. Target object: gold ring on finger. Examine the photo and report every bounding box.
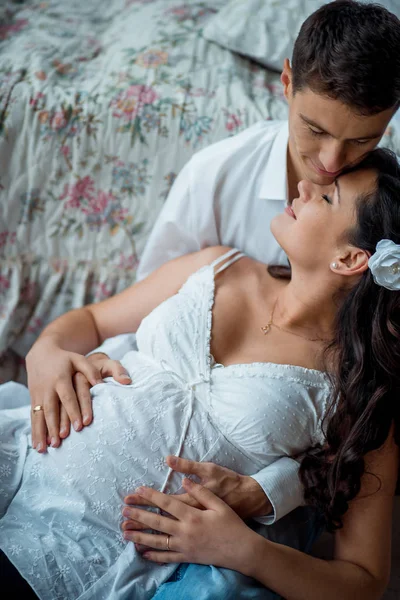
[33,405,44,413]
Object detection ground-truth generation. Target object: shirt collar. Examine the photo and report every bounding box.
[259,120,289,202]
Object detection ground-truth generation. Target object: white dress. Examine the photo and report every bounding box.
[0,249,331,600]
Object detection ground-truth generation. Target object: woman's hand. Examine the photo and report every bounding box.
[71,351,133,427]
[122,479,259,573]
[124,456,272,519]
[26,342,131,452]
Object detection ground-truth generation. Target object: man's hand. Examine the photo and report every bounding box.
[27,344,131,452]
[124,456,272,521]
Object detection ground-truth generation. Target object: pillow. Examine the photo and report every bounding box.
[203,0,326,72]
[203,0,400,73]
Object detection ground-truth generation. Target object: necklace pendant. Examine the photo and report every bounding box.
[261,324,271,335]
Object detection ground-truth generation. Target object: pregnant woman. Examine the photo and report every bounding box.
[0,148,399,600]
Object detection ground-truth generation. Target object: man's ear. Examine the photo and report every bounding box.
[281,59,292,101]
[336,248,370,278]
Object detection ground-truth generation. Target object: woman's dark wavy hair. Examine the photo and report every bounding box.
[271,148,400,531]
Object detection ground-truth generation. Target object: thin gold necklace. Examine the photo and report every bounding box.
[260,297,329,343]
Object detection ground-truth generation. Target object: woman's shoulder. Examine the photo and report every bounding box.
[195,245,236,264]
[194,246,260,274]
[194,247,289,296]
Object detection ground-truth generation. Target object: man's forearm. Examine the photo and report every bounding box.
[242,477,272,518]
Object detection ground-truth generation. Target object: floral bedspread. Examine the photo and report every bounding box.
[0,0,399,382]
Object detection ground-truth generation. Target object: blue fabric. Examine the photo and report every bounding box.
[153,564,279,600]
[152,507,324,600]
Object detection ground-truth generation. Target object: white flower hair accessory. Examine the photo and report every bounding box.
[368,239,400,291]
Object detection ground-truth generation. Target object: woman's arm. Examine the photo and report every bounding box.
[26,246,228,450]
[29,246,225,356]
[123,429,398,600]
[247,428,398,600]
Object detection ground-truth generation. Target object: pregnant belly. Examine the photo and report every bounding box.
[2,372,197,600]
[36,374,218,533]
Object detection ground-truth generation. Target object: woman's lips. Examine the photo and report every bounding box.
[285,206,296,219]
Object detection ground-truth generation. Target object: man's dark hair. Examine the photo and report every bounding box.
[292,0,400,115]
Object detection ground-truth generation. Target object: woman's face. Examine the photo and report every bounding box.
[271,168,377,272]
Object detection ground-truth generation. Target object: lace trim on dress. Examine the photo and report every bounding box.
[204,271,215,377]
[211,361,330,388]
[179,254,331,390]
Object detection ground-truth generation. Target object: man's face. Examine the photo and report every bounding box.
[282,61,395,186]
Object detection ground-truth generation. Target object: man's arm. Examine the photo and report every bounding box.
[251,457,304,524]
[126,455,303,523]
[137,158,207,281]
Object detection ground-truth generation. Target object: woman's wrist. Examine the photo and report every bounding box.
[236,529,270,577]
[26,333,62,359]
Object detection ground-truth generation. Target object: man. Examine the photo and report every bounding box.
[35,1,400,598]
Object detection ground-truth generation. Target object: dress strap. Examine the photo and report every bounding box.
[211,248,246,275]
[209,247,240,269]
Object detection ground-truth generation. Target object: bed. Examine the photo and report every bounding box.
[0,0,290,381]
[0,0,399,377]
[0,0,286,380]
[0,2,400,596]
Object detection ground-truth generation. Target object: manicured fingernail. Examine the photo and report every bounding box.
[60,427,67,436]
[83,414,90,425]
[120,374,131,381]
[32,440,37,449]
[37,442,43,452]
[51,437,57,447]
[73,420,81,431]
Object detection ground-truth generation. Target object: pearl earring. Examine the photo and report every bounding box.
[331,262,338,269]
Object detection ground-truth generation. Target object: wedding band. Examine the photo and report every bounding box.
[166,534,171,551]
[33,405,43,413]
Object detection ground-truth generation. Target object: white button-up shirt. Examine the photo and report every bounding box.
[138,119,289,280]
[94,120,305,523]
